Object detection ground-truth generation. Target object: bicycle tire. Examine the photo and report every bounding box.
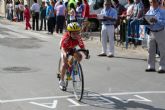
[72,62,84,101]
[58,58,68,88]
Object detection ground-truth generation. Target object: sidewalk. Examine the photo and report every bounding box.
[0,16,148,60]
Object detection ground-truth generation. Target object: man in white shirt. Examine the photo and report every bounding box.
[31,0,40,31]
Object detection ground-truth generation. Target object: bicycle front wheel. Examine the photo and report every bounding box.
[72,62,84,101]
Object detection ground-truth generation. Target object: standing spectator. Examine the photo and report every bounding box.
[24,5,31,30]
[127,0,144,38]
[8,1,14,21]
[51,0,56,32]
[19,1,24,21]
[55,1,66,33]
[31,0,40,31]
[82,0,89,18]
[76,1,84,25]
[15,0,20,22]
[40,1,47,31]
[112,0,126,28]
[124,0,134,20]
[68,3,76,23]
[46,0,55,34]
[119,0,134,43]
[145,0,165,73]
[98,0,117,57]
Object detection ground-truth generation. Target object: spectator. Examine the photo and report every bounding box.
[145,0,165,73]
[46,0,55,34]
[8,1,14,21]
[82,0,89,18]
[76,1,84,25]
[55,1,66,33]
[127,0,144,38]
[19,1,24,21]
[40,1,47,31]
[15,0,20,22]
[112,0,126,27]
[31,0,40,31]
[119,0,134,43]
[24,5,31,30]
[123,0,134,20]
[98,0,117,57]
[68,3,77,23]
[51,0,56,32]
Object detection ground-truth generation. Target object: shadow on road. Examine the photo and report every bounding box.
[79,90,164,110]
[114,56,147,61]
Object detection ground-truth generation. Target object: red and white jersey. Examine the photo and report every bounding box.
[60,32,85,52]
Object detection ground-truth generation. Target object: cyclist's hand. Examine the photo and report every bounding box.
[74,52,82,62]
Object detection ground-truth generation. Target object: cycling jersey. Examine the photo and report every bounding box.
[61,32,85,52]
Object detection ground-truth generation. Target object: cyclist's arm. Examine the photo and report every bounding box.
[61,47,67,58]
[77,35,85,49]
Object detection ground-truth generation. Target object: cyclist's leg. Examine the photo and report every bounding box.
[59,52,68,90]
[60,52,68,81]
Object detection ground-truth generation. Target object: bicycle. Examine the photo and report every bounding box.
[57,49,90,101]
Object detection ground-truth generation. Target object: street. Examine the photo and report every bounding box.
[0,19,165,110]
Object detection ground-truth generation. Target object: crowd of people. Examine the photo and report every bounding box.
[7,0,89,34]
[6,0,88,34]
[98,0,165,74]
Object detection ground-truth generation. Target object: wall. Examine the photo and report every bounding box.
[0,0,5,16]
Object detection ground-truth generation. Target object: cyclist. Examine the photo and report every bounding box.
[59,22,85,91]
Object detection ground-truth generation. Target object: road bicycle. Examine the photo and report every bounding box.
[57,49,90,101]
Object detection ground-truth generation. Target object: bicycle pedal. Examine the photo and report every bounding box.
[57,73,61,78]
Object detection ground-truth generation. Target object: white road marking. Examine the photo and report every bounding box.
[111,96,127,103]
[0,91,165,103]
[67,98,81,106]
[112,95,152,103]
[67,98,88,107]
[29,100,58,109]
[129,95,152,102]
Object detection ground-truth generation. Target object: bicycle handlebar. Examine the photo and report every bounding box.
[67,48,90,59]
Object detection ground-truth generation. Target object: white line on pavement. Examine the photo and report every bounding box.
[0,91,165,103]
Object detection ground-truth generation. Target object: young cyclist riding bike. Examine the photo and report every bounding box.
[59,22,86,91]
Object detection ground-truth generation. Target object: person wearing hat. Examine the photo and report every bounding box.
[98,0,117,57]
[145,0,165,73]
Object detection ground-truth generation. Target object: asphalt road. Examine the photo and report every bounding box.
[0,20,165,110]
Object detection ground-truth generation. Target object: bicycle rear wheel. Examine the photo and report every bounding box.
[72,62,84,101]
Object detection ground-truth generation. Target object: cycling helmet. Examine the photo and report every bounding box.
[67,22,81,32]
